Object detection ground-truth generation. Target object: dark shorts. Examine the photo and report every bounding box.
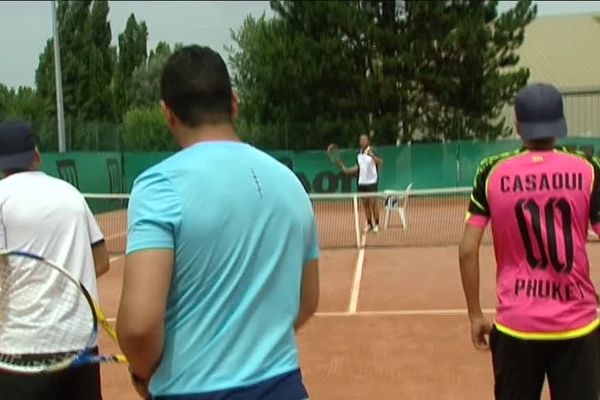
[490,325,600,400]
[153,368,308,400]
[357,183,378,193]
[0,350,102,400]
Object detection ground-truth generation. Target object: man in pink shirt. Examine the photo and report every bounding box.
[459,83,600,400]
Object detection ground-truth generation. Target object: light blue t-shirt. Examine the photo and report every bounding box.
[126,141,320,397]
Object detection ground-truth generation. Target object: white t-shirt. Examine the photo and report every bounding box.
[0,171,103,353]
[357,149,379,185]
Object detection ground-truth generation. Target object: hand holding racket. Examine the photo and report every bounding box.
[0,250,126,373]
[327,143,345,168]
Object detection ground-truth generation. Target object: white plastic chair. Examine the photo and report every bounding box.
[383,183,413,229]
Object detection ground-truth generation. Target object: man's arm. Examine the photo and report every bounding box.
[459,225,490,345]
[92,241,109,277]
[340,162,358,176]
[85,201,109,277]
[117,170,182,396]
[367,148,383,167]
[459,158,493,350]
[588,157,600,236]
[295,259,319,331]
[117,249,173,381]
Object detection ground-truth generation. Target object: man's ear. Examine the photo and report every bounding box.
[514,120,522,139]
[161,101,177,130]
[231,91,240,120]
[33,147,41,162]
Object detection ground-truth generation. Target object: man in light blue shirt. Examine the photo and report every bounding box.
[117,45,320,400]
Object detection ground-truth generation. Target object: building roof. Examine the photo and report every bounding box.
[518,14,600,90]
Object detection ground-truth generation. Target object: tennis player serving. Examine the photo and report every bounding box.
[117,45,320,400]
[340,134,384,233]
[0,122,110,400]
[459,83,600,399]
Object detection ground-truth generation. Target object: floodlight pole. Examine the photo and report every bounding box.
[51,0,66,152]
[456,119,462,187]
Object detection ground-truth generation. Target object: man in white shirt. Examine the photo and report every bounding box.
[341,134,384,233]
[0,122,110,400]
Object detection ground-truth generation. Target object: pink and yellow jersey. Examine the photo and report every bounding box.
[467,147,600,340]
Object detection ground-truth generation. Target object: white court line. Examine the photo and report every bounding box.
[107,307,600,321]
[104,309,497,323]
[348,234,367,314]
[109,255,123,263]
[105,232,125,241]
[316,308,496,317]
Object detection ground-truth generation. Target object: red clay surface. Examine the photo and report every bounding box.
[96,229,600,399]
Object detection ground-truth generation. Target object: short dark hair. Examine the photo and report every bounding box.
[160,45,233,127]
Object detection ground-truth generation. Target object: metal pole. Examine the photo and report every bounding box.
[51,0,66,152]
[456,118,462,187]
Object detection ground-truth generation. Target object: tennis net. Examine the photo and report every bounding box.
[84,187,487,254]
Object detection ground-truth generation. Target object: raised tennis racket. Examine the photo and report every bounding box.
[0,250,127,373]
[326,143,342,165]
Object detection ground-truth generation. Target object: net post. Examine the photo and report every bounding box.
[352,194,360,248]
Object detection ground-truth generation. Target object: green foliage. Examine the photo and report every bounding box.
[3,0,535,152]
[34,0,116,150]
[84,0,114,120]
[407,0,536,140]
[0,84,52,148]
[230,0,537,148]
[230,6,370,150]
[114,14,148,119]
[129,42,180,109]
[123,106,177,151]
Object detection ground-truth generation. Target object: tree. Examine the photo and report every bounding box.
[230,5,369,150]
[83,0,114,120]
[129,42,179,109]
[407,0,536,141]
[0,84,12,120]
[229,0,536,149]
[34,0,116,150]
[0,84,51,149]
[114,14,148,119]
[122,106,176,151]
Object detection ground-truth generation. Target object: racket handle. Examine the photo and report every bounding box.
[71,353,128,367]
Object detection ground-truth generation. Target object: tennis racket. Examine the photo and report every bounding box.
[0,250,127,373]
[326,143,342,165]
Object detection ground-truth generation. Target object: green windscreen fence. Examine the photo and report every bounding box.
[36,138,600,194]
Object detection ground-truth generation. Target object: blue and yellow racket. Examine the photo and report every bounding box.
[0,250,127,373]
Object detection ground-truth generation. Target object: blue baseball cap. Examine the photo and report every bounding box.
[515,83,567,140]
[0,122,36,170]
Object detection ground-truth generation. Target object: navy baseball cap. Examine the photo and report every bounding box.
[0,122,36,170]
[515,83,567,140]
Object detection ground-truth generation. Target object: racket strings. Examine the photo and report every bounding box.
[0,254,95,369]
[0,351,79,368]
[327,143,342,163]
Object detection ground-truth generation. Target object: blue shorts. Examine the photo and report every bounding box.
[152,369,308,400]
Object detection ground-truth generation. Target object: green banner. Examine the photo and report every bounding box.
[35,138,600,194]
[40,152,123,193]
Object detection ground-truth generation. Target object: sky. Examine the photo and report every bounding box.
[1,0,599,89]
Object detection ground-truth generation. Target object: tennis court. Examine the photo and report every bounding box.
[91,190,600,399]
